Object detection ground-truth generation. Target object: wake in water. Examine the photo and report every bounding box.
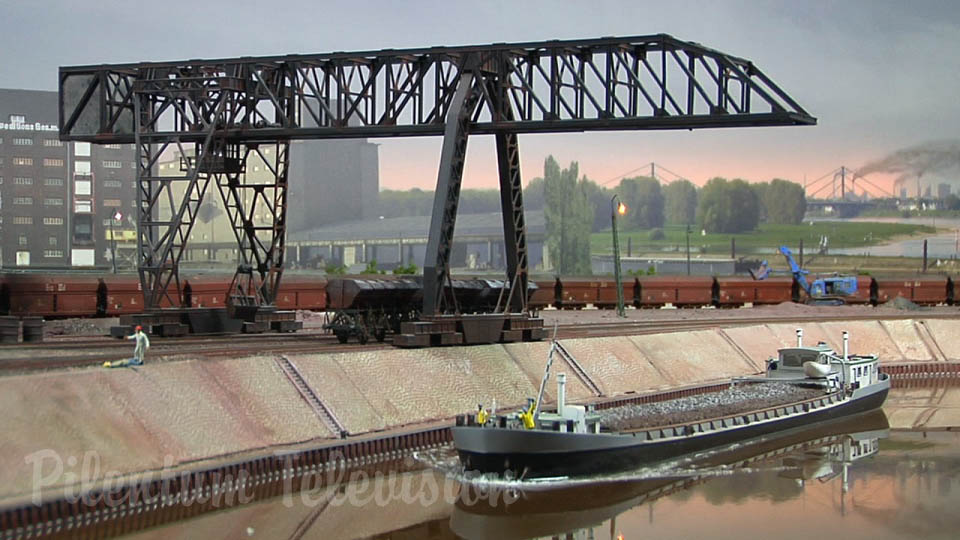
[413,432,811,494]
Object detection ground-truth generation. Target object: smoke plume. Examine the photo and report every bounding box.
[858,140,960,196]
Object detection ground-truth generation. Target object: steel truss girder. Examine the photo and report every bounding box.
[59,34,815,144]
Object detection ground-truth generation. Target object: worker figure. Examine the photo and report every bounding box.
[519,397,537,430]
[104,325,150,368]
[475,404,488,426]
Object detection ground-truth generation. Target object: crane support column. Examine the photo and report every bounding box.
[422,70,481,317]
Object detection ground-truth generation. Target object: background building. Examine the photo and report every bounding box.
[157,139,380,265]
[287,210,548,272]
[0,88,136,269]
[1,89,378,271]
[288,139,379,232]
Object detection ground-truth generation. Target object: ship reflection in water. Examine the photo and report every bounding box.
[450,409,944,540]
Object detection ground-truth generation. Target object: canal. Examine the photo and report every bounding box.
[81,384,960,539]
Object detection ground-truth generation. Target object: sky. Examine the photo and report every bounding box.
[1,0,958,194]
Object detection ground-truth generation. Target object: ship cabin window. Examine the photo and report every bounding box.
[780,350,818,368]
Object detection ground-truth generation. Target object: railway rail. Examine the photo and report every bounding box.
[1,364,957,540]
[1,311,958,374]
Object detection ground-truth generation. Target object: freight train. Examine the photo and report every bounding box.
[0,272,953,330]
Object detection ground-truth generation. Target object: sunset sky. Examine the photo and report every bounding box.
[2,0,957,195]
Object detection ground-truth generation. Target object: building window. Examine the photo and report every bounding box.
[43,158,64,167]
[12,157,33,166]
[44,178,64,187]
[48,236,58,246]
[14,177,33,185]
[43,217,63,225]
[102,160,122,169]
[12,137,33,146]
[103,180,122,188]
[75,200,92,213]
[104,144,123,150]
[74,142,91,157]
[43,138,64,147]
[18,235,27,246]
[103,199,122,207]
[74,179,92,196]
[13,197,33,205]
[9,114,25,124]
[44,197,64,206]
[13,216,33,225]
[44,250,64,258]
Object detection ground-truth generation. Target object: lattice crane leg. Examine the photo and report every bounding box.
[215,142,289,320]
[422,72,481,317]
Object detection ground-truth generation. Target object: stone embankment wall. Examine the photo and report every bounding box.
[1,319,957,503]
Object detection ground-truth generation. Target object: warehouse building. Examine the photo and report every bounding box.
[0,88,137,269]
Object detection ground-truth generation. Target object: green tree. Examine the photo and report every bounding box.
[616,176,664,229]
[663,179,698,225]
[760,179,807,224]
[945,193,960,211]
[750,182,769,223]
[524,177,545,211]
[696,177,760,233]
[459,189,501,214]
[375,188,433,218]
[543,156,593,275]
[579,177,614,232]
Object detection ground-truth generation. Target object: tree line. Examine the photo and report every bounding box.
[373,156,806,274]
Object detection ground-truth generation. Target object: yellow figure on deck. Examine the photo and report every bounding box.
[519,397,537,429]
[475,404,488,426]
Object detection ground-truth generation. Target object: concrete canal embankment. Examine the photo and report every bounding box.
[1,318,958,504]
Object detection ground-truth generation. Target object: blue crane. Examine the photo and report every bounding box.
[778,245,857,305]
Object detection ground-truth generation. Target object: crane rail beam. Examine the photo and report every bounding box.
[59,34,816,143]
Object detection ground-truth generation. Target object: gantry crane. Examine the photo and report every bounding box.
[58,34,815,343]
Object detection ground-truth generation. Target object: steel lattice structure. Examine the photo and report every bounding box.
[59,34,815,316]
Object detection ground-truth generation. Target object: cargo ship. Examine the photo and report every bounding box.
[451,409,890,540]
[452,328,889,479]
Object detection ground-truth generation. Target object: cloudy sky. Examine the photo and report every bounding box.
[2,0,957,193]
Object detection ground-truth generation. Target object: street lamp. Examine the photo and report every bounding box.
[110,211,122,274]
[611,195,627,318]
[686,224,692,276]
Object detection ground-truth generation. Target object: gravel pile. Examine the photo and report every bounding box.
[883,296,925,311]
[598,382,824,431]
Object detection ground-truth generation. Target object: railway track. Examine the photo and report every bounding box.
[1,311,956,374]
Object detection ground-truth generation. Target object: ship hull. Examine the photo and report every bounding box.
[454,376,889,479]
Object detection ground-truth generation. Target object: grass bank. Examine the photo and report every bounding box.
[591,221,937,256]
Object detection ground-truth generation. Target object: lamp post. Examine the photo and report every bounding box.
[611,195,627,318]
[686,224,692,276]
[110,211,122,274]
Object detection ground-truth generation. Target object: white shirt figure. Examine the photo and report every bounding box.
[127,327,150,365]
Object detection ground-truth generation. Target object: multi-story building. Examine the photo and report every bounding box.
[0,89,137,269]
[1,89,377,270]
